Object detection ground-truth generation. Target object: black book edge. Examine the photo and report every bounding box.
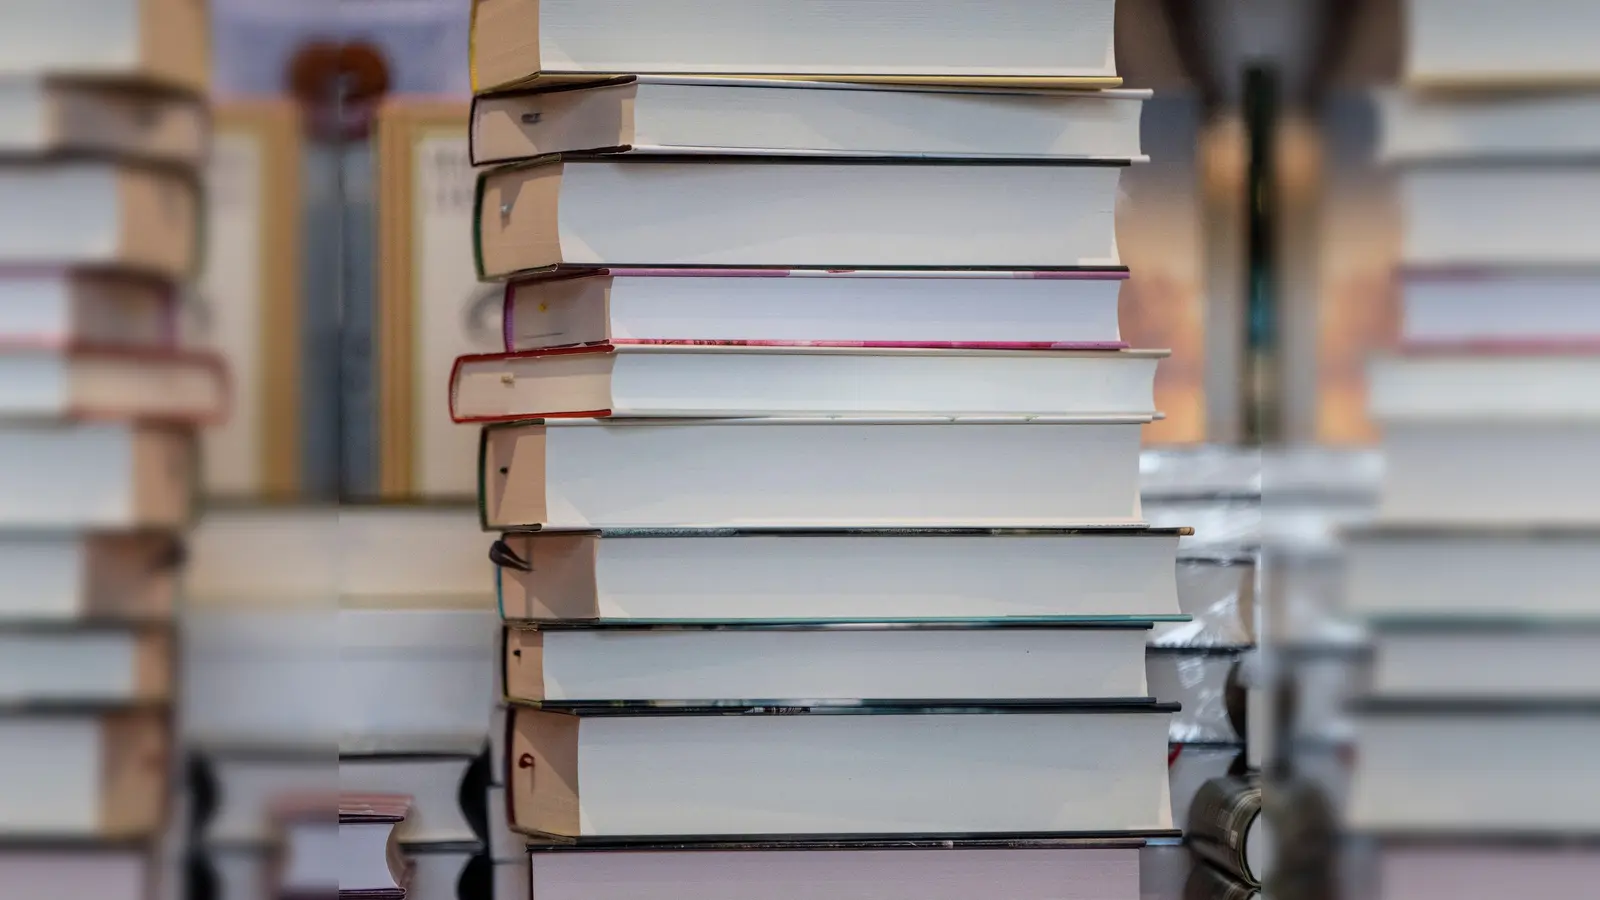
[402,840,487,855]
[339,750,484,763]
[1347,522,1600,541]
[1368,616,1600,634]
[520,830,1179,850]
[483,150,1138,170]
[503,264,1133,286]
[1359,829,1600,848]
[1355,696,1600,716]
[495,524,1191,540]
[0,699,169,717]
[509,698,1180,717]
[1147,644,1254,657]
[508,619,1162,632]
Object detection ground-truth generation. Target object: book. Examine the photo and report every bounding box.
[0,422,193,529]
[1346,526,1600,621]
[0,532,181,623]
[0,625,171,704]
[468,0,1120,93]
[0,844,151,900]
[1400,164,1600,267]
[0,344,228,423]
[1348,702,1600,834]
[0,707,169,837]
[192,752,337,847]
[1399,269,1600,345]
[1370,623,1600,698]
[1403,0,1600,88]
[0,77,207,165]
[197,101,304,499]
[1378,842,1600,900]
[1377,420,1600,524]
[474,156,1125,278]
[0,0,209,93]
[0,159,201,281]
[272,794,338,900]
[522,840,1144,900]
[500,268,1129,351]
[501,622,1155,702]
[183,606,496,750]
[471,79,1147,164]
[1370,350,1600,419]
[1378,89,1600,162]
[336,610,498,746]
[184,505,493,610]
[338,794,412,900]
[505,703,1176,839]
[492,527,1187,622]
[477,418,1148,530]
[0,268,175,350]
[341,757,486,846]
[450,345,1164,421]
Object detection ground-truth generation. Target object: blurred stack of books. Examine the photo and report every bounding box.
[0,2,218,898]
[455,1,1200,897]
[182,507,498,900]
[1346,1,1600,896]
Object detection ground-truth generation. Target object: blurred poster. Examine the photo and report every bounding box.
[374,102,500,500]
[194,101,305,499]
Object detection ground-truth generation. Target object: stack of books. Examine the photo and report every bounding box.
[0,3,217,899]
[181,506,498,900]
[1345,1,1600,896]
[457,1,1193,897]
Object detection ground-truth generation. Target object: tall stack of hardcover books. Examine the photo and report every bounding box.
[459,1,1191,898]
[0,2,219,899]
[1345,1,1600,897]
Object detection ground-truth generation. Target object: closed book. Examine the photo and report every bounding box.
[1377,420,1600,525]
[450,344,1163,421]
[0,422,194,529]
[0,0,209,93]
[1378,89,1600,162]
[0,269,175,350]
[1370,350,1600,420]
[523,840,1145,900]
[1346,526,1600,621]
[1400,164,1600,267]
[0,77,207,165]
[505,702,1176,839]
[1349,701,1600,835]
[0,625,172,704]
[0,344,228,424]
[501,622,1155,703]
[473,155,1123,279]
[0,706,169,838]
[1399,269,1600,346]
[477,418,1147,530]
[1404,0,1600,88]
[337,794,412,900]
[1378,842,1600,900]
[1370,622,1600,699]
[0,531,181,623]
[0,843,153,900]
[339,755,488,847]
[468,0,1119,93]
[0,160,201,281]
[500,268,1128,352]
[471,78,1146,164]
[492,527,1187,622]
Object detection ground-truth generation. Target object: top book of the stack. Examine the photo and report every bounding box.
[468,0,1120,93]
[1,0,209,94]
[1405,0,1600,89]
